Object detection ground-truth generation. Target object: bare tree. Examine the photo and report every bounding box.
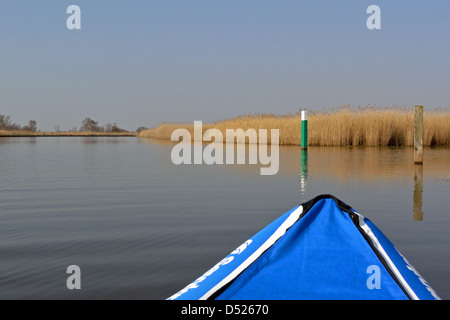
[136,126,148,133]
[0,114,22,131]
[104,122,126,132]
[80,117,101,132]
[24,120,37,132]
[0,114,12,130]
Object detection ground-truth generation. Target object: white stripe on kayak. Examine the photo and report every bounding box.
[200,205,304,300]
[355,212,419,300]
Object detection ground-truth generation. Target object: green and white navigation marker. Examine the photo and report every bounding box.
[301,110,308,150]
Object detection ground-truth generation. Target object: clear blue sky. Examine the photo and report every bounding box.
[1,0,449,131]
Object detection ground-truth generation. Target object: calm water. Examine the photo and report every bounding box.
[0,137,448,299]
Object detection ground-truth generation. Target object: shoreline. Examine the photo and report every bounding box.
[137,107,450,147]
[0,131,137,137]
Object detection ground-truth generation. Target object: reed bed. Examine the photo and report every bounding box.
[138,106,450,147]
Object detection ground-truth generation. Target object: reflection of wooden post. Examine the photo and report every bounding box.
[413,164,424,221]
[414,105,423,164]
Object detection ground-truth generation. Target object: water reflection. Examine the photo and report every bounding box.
[139,140,449,223]
[299,149,308,194]
[413,165,424,221]
[0,138,448,299]
[0,137,37,144]
[0,136,131,145]
[80,137,131,144]
[118,138,449,222]
[280,146,448,222]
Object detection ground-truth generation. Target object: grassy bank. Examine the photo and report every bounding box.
[0,130,137,137]
[138,106,450,147]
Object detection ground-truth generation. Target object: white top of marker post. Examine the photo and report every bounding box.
[301,110,307,121]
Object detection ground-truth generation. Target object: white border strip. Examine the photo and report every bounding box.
[355,212,419,300]
[200,205,304,300]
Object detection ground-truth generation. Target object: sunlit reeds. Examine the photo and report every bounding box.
[138,106,450,147]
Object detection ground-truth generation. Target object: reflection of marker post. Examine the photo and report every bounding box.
[299,149,308,193]
[414,105,423,165]
[301,110,308,150]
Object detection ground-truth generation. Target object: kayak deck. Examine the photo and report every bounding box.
[168,195,440,300]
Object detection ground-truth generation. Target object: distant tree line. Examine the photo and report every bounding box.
[1,114,147,133]
[0,114,37,132]
[135,126,148,133]
[79,117,128,132]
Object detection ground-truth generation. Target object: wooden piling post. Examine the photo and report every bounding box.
[414,105,423,164]
[301,110,308,150]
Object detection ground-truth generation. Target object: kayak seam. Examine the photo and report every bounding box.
[351,212,417,300]
[307,195,416,300]
[204,205,304,300]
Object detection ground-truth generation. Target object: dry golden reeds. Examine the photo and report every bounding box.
[138,106,450,147]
